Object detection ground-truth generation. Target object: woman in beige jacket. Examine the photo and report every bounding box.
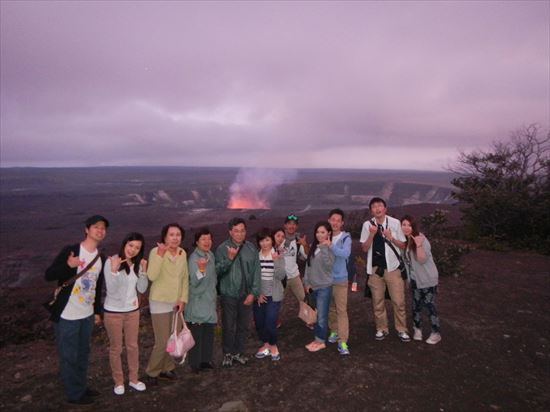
[145,223,189,385]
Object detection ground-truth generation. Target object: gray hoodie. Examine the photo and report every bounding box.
[304,244,335,290]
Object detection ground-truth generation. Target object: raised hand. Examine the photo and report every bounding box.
[297,234,308,247]
[271,249,283,260]
[368,223,378,235]
[321,238,332,247]
[197,257,209,272]
[227,246,239,261]
[67,251,80,268]
[156,242,168,257]
[414,234,425,248]
[110,255,122,273]
[383,228,393,241]
[139,258,148,273]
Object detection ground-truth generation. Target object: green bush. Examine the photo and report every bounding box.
[451,124,550,255]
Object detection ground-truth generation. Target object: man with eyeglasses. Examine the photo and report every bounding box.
[215,217,261,367]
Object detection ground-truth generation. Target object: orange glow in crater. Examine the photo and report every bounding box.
[227,196,270,209]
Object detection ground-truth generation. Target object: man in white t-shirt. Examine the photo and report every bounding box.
[45,215,108,405]
[360,198,411,342]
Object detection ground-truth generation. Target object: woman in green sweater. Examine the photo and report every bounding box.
[185,227,217,373]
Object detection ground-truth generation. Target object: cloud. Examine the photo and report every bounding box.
[1,1,548,169]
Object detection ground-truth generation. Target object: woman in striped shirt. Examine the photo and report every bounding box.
[253,228,287,361]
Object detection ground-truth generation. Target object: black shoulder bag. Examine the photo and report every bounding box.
[384,238,408,280]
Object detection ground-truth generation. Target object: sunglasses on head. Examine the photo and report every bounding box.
[286,215,298,221]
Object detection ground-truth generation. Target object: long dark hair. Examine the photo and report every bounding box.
[118,232,145,274]
[306,221,332,267]
[401,215,420,255]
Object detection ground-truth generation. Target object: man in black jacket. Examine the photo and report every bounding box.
[45,215,108,405]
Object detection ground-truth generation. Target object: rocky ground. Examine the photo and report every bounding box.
[0,247,549,412]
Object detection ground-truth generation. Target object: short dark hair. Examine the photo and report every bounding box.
[369,197,387,209]
[85,214,110,229]
[256,227,274,248]
[328,208,345,220]
[228,217,246,230]
[117,232,145,274]
[160,223,185,243]
[193,227,212,247]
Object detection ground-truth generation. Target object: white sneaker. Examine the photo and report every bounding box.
[398,331,411,342]
[375,330,389,340]
[114,385,125,395]
[129,381,146,391]
[426,332,442,345]
[413,327,423,341]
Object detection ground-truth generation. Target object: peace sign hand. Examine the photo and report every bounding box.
[109,255,122,273]
[157,242,168,257]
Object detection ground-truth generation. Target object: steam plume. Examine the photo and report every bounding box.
[227,168,297,209]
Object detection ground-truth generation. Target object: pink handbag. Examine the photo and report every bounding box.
[166,312,195,364]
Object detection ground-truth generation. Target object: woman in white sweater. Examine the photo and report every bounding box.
[104,232,149,395]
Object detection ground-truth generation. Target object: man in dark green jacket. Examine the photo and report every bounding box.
[215,217,261,367]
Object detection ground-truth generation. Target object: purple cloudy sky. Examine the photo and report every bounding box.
[1,1,548,170]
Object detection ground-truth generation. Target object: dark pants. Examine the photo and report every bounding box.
[188,323,215,369]
[411,280,441,333]
[54,315,94,401]
[253,296,281,345]
[221,295,252,355]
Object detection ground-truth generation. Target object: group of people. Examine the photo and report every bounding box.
[44,197,441,405]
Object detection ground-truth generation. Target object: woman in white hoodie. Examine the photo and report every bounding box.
[104,232,149,395]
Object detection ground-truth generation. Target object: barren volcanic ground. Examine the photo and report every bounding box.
[0,168,548,411]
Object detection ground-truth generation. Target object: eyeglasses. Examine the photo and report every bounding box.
[286,215,298,221]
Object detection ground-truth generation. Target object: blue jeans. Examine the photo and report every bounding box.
[253,296,281,345]
[54,315,94,401]
[313,287,332,342]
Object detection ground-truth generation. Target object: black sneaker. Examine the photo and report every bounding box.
[85,388,100,397]
[146,376,159,386]
[68,395,94,405]
[159,370,177,381]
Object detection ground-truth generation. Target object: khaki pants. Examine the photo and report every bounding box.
[286,276,305,303]
[146,312,180,377]
[104,310,141,386]
[368,268,407,333]
[328,283,349,343]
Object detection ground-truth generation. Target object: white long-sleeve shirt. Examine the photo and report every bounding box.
[104,259,148,312]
